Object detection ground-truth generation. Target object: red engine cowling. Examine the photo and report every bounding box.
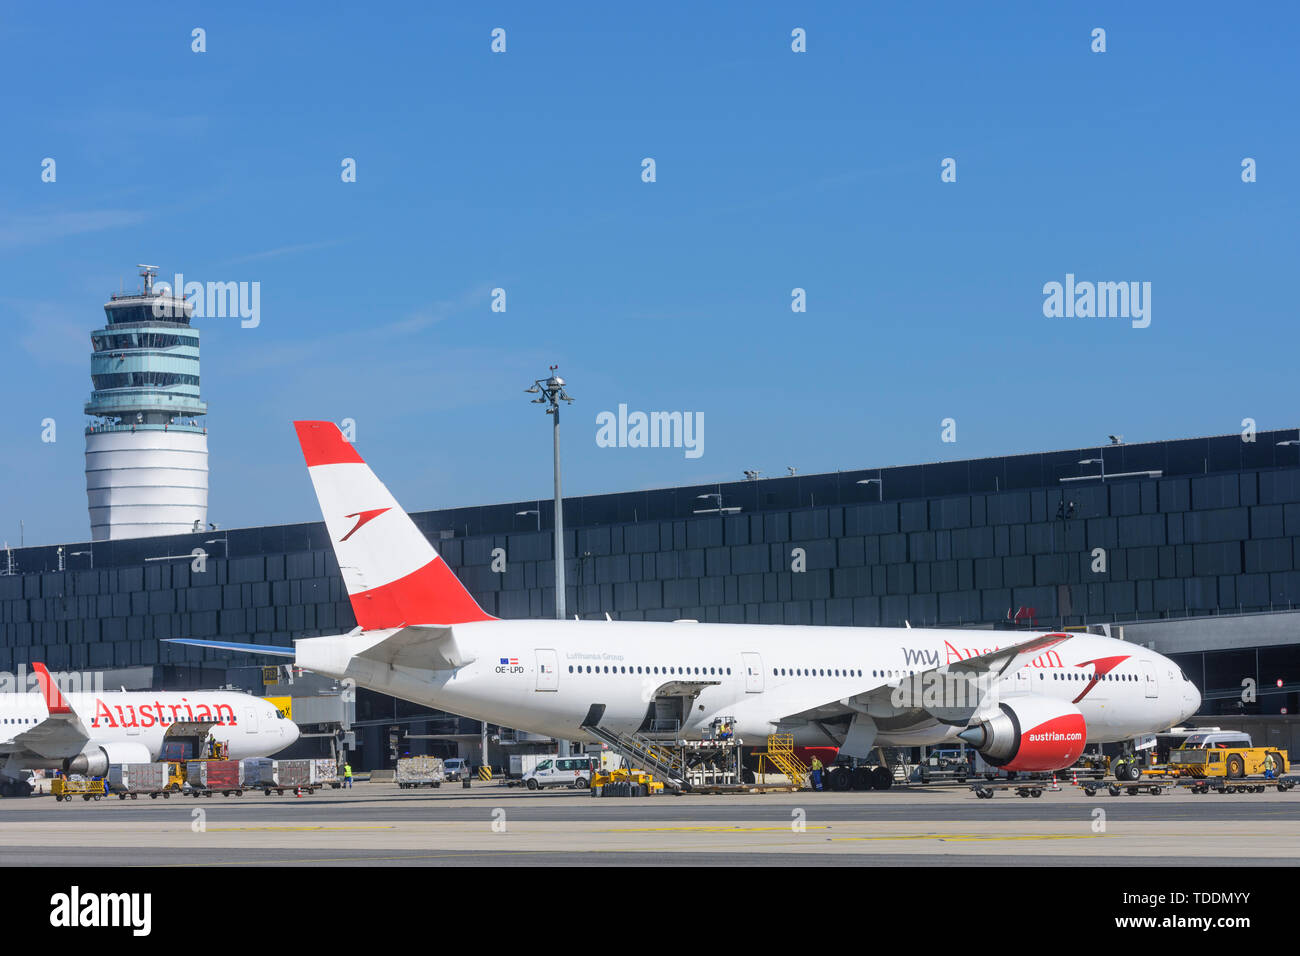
[958,698,1087,772]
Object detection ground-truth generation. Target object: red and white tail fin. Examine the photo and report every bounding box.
[293,421,495,629]
[32,662,72,715]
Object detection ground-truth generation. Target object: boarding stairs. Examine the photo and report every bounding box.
[758,734,809,789]
[584,724,690,792]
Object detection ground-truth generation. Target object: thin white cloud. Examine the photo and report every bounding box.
[0,209,149,249]
[7,299,90,366]
[216,239,348,266]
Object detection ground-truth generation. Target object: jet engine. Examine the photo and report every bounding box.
[957,697,1087,772]
[63,742,153,776]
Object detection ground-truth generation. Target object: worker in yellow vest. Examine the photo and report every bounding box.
[810,755,824,792]
[344,763,353,788]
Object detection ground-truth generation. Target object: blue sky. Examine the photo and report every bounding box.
[1,2,1297,546]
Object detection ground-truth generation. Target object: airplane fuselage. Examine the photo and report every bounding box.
[0,691,298,763]
[303,619,1201,749]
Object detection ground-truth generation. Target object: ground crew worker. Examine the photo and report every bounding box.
[344,762,354,788]
[1264,752,1277,780]
[810,755,824,791]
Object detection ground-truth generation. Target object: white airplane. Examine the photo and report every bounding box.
[0,662,299,796]
[169,421,1201,780]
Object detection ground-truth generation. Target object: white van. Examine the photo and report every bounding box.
[1182,731,1252,750]
[522,755,598,790]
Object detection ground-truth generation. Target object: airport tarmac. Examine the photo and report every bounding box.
[3,782,1299,866]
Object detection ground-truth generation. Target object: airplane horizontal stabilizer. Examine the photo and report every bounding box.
[162,638,297,658]
[354,625,474,671]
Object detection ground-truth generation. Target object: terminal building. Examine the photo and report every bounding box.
[3,429,1299,766]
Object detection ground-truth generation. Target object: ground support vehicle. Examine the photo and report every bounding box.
[522,755,599,790]
[970,777,1060,799]
[1182,774,1297,795]
[1084,779,1173,797]
[51,777,106,802]
[1168,745,1289,782]
[591,767,664,797]
[185,760,244,797]
[266,758,336,795]
[915,749,972,785]
[396,756,445,789]
[108,762,170,800]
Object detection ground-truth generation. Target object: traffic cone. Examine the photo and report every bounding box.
[1050,773,1060,791]
[1072,770,1078,787]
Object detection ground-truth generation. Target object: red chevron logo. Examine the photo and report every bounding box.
[1071,655,1131,704]
[341,507,391,542]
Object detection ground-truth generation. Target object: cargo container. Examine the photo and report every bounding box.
[314,759,340,789]
[185,760,244,797]
[108,762,169,799]
[241,758,276,789]
[267,758,335,795]
[396,756,445,788]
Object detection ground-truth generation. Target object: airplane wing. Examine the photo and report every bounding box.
[11,663,94,759]
[354,625,475,671]
[777,632,1073,752]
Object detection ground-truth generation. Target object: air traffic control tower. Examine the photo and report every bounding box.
[84,265,209,540]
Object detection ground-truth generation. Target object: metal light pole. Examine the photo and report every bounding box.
[1055,493,1075,629]
[525,367,574,620]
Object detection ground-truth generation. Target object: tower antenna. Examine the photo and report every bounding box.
[136,264,159,295]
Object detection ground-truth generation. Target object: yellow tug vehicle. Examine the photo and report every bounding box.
[1168,745,1292,792]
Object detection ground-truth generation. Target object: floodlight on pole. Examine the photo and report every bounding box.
[693,492,740,516]
[525,366,574,620]
[856,476,883,501]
